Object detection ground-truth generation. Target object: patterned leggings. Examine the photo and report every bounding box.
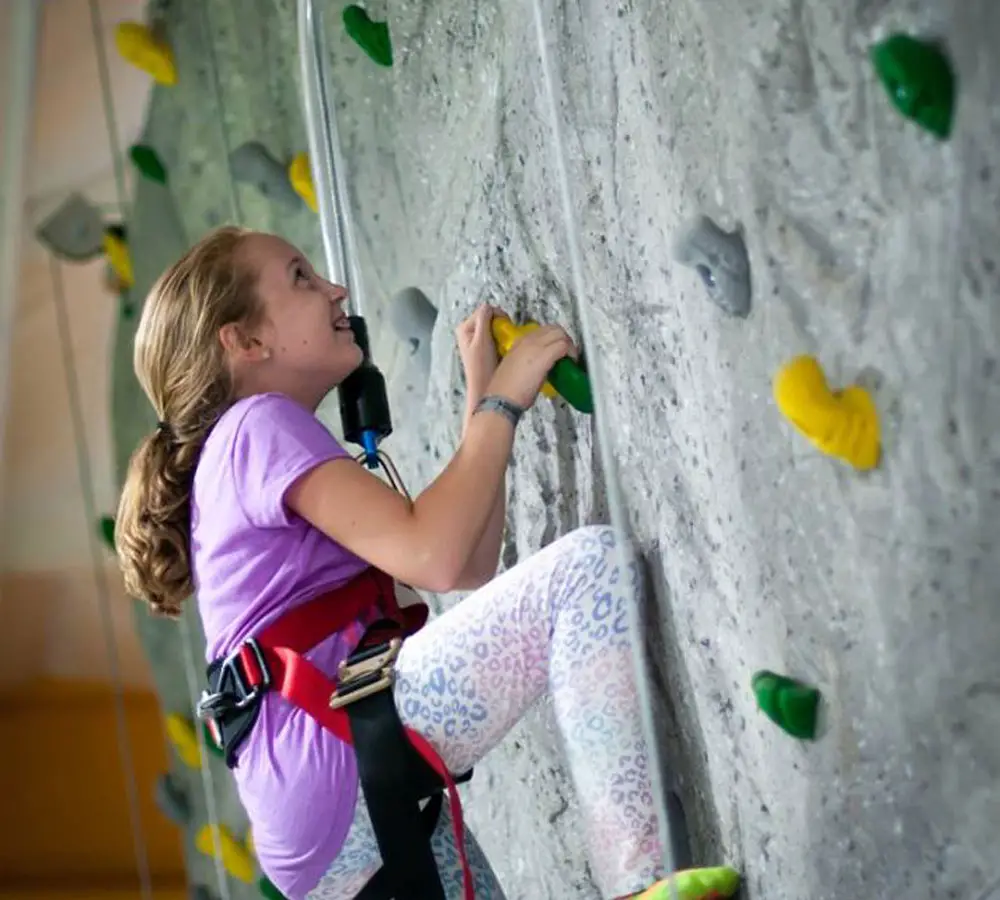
[307,526,663,899]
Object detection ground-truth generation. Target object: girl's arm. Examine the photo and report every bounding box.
[451,473,506,589]
[286,408,515,593]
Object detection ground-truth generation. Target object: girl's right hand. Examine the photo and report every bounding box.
[485,323,578,409]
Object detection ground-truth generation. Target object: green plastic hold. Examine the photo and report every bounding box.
[99,515,116,550]
[129,144,168,184]
[548,357,594,415]
[751,670,820,740]
[258,877,287,900]
[202,721,224,758]
[343,5,392,67]
[870,34,955,139]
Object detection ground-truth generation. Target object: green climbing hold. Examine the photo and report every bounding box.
[99,515,116,550]
[202,720,224,758]
[548,357,594,415]
[258,877,287,900]
[129,144,167,184]
[343,5,392,67]
[870,34,955,139]
[751,670,820,740]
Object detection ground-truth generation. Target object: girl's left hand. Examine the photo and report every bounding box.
[455,303,508,404]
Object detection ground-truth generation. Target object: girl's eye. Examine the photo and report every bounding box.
[294,266,309,285]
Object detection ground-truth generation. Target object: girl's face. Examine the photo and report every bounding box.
[232,233,363,407]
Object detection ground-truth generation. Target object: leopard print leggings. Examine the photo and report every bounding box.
[307,526,663,899]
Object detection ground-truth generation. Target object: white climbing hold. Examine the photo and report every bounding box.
[387,287,437,385]
[230,141,302,209]
[673,215,752,318]
[154,772,190,825]
[35,194,106,262]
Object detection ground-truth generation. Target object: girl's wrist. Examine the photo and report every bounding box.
[462,394,483,437]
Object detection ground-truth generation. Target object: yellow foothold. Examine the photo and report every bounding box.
[102,230,134,289]
[288,153,318,212]
[245,827,255,857]
[773,355,880,470]
[164,713,203,770]
[490,317,558,399]
[195,824,256,884]
[114,22,177,86]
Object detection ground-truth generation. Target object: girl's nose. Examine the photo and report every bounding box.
[325,280,348,303]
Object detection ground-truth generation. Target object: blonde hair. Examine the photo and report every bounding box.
[116,225,262,616]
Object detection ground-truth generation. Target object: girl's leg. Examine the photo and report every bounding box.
[307,789,505,900]
[393,525,662,898]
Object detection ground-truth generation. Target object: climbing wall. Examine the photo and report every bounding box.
[108,1,1000,898]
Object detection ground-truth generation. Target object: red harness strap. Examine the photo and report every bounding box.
[235,569,474,900]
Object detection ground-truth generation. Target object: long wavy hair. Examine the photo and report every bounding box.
[115,226,262,616]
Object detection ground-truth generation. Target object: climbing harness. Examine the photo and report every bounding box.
[196,568,477,900]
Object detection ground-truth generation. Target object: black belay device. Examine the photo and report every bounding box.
[340,316,392,468]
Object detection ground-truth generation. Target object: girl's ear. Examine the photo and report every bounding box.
[219,322,270,362]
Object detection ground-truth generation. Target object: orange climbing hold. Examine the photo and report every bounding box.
[114,22,177,86]
[773,355,880,470]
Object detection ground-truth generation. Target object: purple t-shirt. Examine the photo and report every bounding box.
[191,392,377,899]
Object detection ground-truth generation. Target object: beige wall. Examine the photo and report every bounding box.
[1,0,154,689]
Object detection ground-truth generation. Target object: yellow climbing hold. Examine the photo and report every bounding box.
[103,230,134,289]
[288,153,318,212]
[114,22,177,86]
[491,318,558,399]
[195,824,256,884]
[245,827,255,857]
[164,713,203,770]
[773,355,880,470]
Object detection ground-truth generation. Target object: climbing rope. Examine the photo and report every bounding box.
[88,0,130,240]
[49,256,153,900]
[527,0,676,877]
[87,3,232,897]
[199,4,245,226]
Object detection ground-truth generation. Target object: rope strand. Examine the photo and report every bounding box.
[50,256,153,900]
[527,0,676,876]
[200,4,244,225]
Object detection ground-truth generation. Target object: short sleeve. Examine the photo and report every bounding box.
[230,393,350,528]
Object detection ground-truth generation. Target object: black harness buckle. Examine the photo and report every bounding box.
[197,639,272,768]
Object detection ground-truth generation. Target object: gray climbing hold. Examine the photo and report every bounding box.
[154,772,191,826]
[673,215,752,318]
[35,193,106,262]
[388,287,437,382]
[229,141,301,209]
[191,886,220,900]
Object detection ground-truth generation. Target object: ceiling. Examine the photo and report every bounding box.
[0,0,157,688]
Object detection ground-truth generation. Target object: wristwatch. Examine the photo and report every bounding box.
[473,394,525,427]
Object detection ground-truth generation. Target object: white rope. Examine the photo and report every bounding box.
[199,3,244,225]
[49,256,154,900]
[179,611,234,900]
[527,0,677,879]
[87,3,231,896]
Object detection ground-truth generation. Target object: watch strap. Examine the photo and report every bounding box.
[473,394,524,427]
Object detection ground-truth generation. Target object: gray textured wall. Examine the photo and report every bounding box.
[113,1,1000,898]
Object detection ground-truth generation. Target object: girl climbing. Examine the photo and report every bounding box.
[115,226,740,900]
